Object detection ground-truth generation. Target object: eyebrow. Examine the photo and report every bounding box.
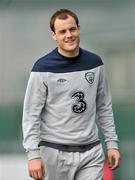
[57,26,77,33]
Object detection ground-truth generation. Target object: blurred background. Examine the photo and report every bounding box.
[0,0,135,179]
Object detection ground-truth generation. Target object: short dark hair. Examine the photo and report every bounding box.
[50,9,79,33]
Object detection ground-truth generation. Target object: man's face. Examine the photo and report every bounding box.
[52,15,80,56]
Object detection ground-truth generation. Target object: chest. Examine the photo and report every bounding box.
[46,67,100,97]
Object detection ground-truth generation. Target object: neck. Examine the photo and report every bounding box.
[58,48,80,58]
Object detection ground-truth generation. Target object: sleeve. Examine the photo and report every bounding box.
[96,65,119,150]
[22,72,47,160]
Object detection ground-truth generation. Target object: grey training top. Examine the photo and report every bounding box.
[22,48,118,160]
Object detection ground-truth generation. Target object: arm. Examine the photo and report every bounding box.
[96,65,121,170]
[22,71,47,179]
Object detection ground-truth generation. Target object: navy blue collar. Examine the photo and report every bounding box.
[54,47,82,61]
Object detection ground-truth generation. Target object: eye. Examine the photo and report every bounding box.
[70,27,77,32]
[59,30,66,35]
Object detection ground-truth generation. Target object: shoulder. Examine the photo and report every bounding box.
[81,48,103,64]
[79,48,103,70]
[31,49,57,72]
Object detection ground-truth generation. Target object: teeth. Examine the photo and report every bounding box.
[67,41,74,43]
[66,40,75,43]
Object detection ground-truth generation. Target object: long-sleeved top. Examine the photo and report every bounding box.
[22,48,118,160]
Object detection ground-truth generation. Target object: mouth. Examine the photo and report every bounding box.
[65,37,75,42]
[65,39,75,44]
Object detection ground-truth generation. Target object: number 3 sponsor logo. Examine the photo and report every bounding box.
[71,91,87,113]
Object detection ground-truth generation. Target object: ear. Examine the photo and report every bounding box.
[51,31,57,41]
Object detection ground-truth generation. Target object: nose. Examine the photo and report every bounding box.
[66,30,72,37]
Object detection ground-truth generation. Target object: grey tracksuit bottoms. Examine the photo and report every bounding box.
[40,143,105,180]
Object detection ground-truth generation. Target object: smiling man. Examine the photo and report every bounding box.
[51,13,80,57]
[22,9,121,180]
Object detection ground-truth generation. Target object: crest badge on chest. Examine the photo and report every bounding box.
[85,72,95,85]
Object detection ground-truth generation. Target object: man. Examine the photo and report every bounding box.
[22,9,121,180]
